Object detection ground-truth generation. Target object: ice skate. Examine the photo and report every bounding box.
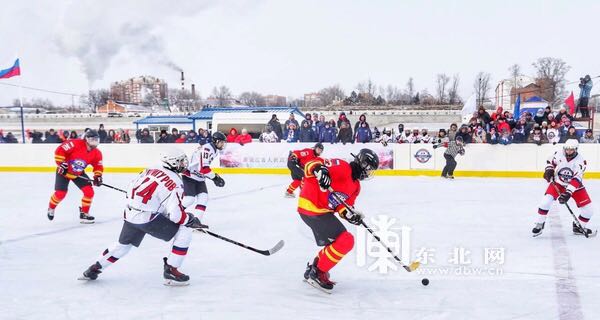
[163,257,190,286]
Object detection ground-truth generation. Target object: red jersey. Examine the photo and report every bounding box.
[298,158,360,216]
[54,139,103,179]
[291,148,319,168]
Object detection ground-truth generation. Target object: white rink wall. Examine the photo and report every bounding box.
[1,143,600,176]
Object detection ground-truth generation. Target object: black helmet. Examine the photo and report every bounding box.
[84,129,100,148]
[212,131,227,150]
[85,129,99,138]
[313,142,324,156]
[351,148,379,180]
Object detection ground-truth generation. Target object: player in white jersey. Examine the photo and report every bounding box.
[532,139,596,237]
[80,148,207,285]
[181,131,226,218]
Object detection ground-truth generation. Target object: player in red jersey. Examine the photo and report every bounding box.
[47,130,104,223]
[298,148,379,292]
[285,142,324,198]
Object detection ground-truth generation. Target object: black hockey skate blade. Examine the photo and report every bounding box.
[164,279,190,287]
[304,279,332,294]
[573,230,598,237]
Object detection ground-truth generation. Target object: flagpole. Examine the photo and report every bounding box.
[16,57,26,143]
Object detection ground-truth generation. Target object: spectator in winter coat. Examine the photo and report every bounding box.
[284,123,300,143]
[543,106,552,121]
[496,118,511,134]
[578,75,593,118]
[299,121,317,142]
[198,130,210,145]
[337,122,354,144]
[303,114,314,128]
[477,107,491,129]
[139,128,154,143]
[557,106,574,123]
[267,114,283,140]
[157,130,170,143]
[31,130,44,143]
[320,120,337,144]
[185,131,199,143]
[560,126,579,143]
[284,114,299,131]
[235,128,253,145]
[227,128,239,143]
[528,127,548,145]
[512,119,527,143]
[376,128,393,146]
[69,130,79,140]
[499,129,513,145]
[353,114,369,133]
[546,113,556,125]
[355,122,372,143]
[4,132,18,143]
[337,112,351,130]
[175,133,187,143]
[504,112,516,130]
[373,127,381,141]
[259,125,279,143]
[580,129,596,143]
[540,121,549,135]
[314,115,326,138]
[491,106,504,122]
[167,128,179,143]
[534,109,546,125]
[105,130,116,144]
[471,125,487,143]
[456,125,472,144]
[487,127,500,145]
[406,129,420,143]
[448,123,458,141]
[98,124,108,143]
[45,129,62,143]
[558,120,571,137]
[420,129,433,143]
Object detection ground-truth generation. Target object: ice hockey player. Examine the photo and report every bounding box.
[80,148,207,285]
[298,148,379,292]
[285,142,324,198]
[181,131,227,218]
[434,136,465,179]
[532,139,596,237]
[47,129,103,223]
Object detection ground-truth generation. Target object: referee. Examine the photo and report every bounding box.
[434,136,465,179]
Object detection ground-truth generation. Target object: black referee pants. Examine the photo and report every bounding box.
[442,154,457,177]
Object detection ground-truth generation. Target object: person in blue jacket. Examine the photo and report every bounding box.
[355,122,372,143]
[319,120,337,144]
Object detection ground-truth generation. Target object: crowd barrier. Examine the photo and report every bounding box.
[1,143,599,178]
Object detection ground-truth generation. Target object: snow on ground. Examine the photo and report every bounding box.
[1,173,599,320]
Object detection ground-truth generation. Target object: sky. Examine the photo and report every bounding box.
[0,0,598,107]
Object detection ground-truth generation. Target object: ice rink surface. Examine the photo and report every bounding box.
[1,173,600,320]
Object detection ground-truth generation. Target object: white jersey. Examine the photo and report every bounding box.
[260,131,279,143]
[125,167,188,225]
[546,128,560,144]
[420,134,432,143]
[186,143,217,182]
[547,151,586,192]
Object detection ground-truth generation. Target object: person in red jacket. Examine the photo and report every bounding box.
[234,128,253,145]
[48,130,104,223]
[226,128,238,143]
[285,143,324,198]
[298,149,379,292]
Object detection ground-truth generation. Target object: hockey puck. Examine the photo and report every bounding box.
[421,278,429,286]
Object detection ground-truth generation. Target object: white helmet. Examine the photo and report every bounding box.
[160,147,189,173]
[563,139,579,158]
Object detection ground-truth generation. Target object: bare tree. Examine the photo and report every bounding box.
[406,77,415,104]
[448,74,461,104]
[508,64,521,81]
[385,85,402,105]
[435,74,450,104]
[356,79,377,104]
[319,85,345,106]
[167,88,200,112]
[532,57,571,105]
[86,89,110,112]
[473,72,491,106]
[212,85,233,107]
[239,92,265,107]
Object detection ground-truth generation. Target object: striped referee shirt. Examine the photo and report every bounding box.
[444,141,465,158]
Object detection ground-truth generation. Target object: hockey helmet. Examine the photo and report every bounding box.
[160,147,189,173]
[351,148,379,181]
[313,142,324,155]
[211,131,227,150]
[563,139,578,159]
[84,129,100,148]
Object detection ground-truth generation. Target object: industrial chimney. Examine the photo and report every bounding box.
[180,71,185,92]
[191,84,196,98]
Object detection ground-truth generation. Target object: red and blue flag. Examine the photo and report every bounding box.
[0,59,21,79]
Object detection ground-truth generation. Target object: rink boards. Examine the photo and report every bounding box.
[2,142,600,178]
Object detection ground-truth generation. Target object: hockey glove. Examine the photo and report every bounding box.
[93,174,103,186]
[558,191,572,204]
[543,168,555,182]
[314,166,331,191]
[433,144,438,149]
[185,213,209,230]
[57,162,69,176]
[212,174,225,187]
[340,208,364,225]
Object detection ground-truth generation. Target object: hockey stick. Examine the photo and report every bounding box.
[551,180,589,238]
[327,187,420,272]
[195,229,285,256]
[77,175,127,194]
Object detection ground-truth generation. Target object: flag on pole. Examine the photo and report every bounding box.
[564,91,575,115]
[513,94,521,119]
[0,59,21,79]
